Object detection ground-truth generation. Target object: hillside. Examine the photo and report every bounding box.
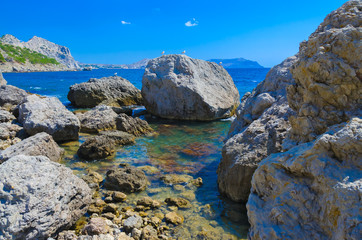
[208,58,264,68]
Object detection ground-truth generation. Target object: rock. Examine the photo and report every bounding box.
[141,225,158,240]
[217,56,298,202]
[116,113,153,136]
[57,230,78,240]
[112,191,127,202]
[77,105,118,133]
[123,215,143,233]
[103,203,118,213]
[77,136,116,160]
[165,197,191,209]
[82,217,110,236]
[99,130,135,145]
[0,109,15,123]
[0,123,24,150]
[104,165,148,193]
[247,118,362,240]
[68,76,142,108]
[0,132,64,163]
[137,197,161,209]
[0,71,6,86]
[0,155,92,239]
[165,212,184,225]
[0,85,28,109]
[132,228,142,240]
[82,171,104,186]
[142,54,240,120]
[191,177,203,187]
[287,0,362,144]
[18,95,80,142]
[160,174,193,185]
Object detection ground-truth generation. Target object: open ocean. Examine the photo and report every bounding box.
[3,68,270,239]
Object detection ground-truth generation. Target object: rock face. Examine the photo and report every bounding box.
[77,105,118,133]
[0,155,92,239]
[104,165,148,193]
[0,132,64,163]
[247,1,362,239]
[0,85,28,109]
[142,54,240,120]
[67,76,142,108]
[18,95,80,141]
[77,136,115,160]
[0,71,6,85]
[217,56,297,202]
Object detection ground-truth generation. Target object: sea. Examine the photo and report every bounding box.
[3,68,270,239]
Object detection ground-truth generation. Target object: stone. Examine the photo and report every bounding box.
[141,225,158,240]
[104,165,148,193]
[142,54,240,120]
[137,197,161,209]
[18,95,80,142]
[82,217,110,236]
[0,71,6,86]
[0,85,27,109]
[160,174,193,185]
[0,109,15,123]
[0,123,24,150]
[124,215,143,233]
[0,155,92,239]
[217,56,298,202]
[77,105,118,133]
[132,228,142,240]
[57,230,77,240]
[165,197,192,209]
[165,212,184,225]
[247,118,362,240]
[99,130,135,145]
[68,76,142,108]
[112,191,127,202]
[116,113,153,136]
[103,203,118,213]
[0,132,64,163]
[77,136,116,160]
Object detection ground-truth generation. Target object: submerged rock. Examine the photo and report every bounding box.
[77,105,118,133]
[77,136,116,160]
[142,54,240,120]
[116,113,153,136]
[165,212,184,225]
[0,132,64,163]
[18,95,80,142]
[217,56,297,202]
[0,155,92,239]
[104,165,148,193]
[68,76,142,108]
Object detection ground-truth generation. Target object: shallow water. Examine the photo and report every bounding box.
[3,68,269,239]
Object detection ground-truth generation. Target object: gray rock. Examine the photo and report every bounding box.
[0,155,92,239]
[247,118,362,240]
[141,225,158,240]
[99,130,135,145]
[77,105,118,133]
[18,95,80,142]
[0,132,64,163]
[217,56,297,202]
[123,215,143,233]
[0,123,24,150]
[77,136,116,160]
[142,54,240,120]
[0,85,28,108]
[0,71,6,86]
[104,165,148,193]
[116,113,153,136]
[68,76,142,108]
[0,109,15,123]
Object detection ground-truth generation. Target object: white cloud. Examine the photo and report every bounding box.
[185,18,198,27]
[121,20,131,25]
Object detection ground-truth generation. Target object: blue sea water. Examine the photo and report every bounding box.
[2,68,270,239]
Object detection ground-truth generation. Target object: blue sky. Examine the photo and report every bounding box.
[1,0,346,67]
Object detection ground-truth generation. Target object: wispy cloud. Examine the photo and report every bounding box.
[121,20,131,25]
[185,18,198,27]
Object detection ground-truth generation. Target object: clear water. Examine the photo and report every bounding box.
[3,68,269,239]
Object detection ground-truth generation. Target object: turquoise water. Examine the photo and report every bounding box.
[3,68,269,239]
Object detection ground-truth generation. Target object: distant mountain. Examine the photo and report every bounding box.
[78,58,151,70]
[208,58,264,68]
[0,34,79,70]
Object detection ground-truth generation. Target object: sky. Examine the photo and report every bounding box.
[0,0,347,67]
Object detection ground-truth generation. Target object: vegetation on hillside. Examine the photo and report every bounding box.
[0,42,59,65]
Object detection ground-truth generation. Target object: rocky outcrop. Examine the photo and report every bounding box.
[77,136,115,160]
[0,155,92,239]
[18,95,80,141]
[116,113,153,136]
[77,105,118,133]
[67,76,142,108]
[104,165,148,193]
[142,54,240,120]
[217,56,297,202]
[0,85,28,109]
[0,71,6,85]
[0,132,64,163]
[247,1,362,239]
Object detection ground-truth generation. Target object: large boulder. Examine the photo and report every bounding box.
[0,155,92,239]
[0,85,28,109]
[77,136,116,160]
[116,113,153,136]
[247,118,362,239]
[247,1,362,239]
[67,76,142,108]
[0,71,6,86]
[217,56,297,202]
[77,105,118,133]
[18,95,80,142]
[104,165,148,193]
[0,132,64,163]
[141,54,240,120]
